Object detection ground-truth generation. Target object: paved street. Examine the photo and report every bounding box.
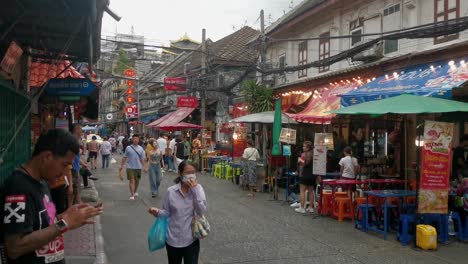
[94,157,467,264]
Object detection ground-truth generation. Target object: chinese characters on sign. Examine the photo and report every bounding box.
[418,120,453,214]
[0,41,23,74]
[164,77,187,91]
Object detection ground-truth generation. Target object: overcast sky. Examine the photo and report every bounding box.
[102,0,299,45]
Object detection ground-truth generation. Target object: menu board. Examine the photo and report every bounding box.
[313,133,332,176]
[418,121,453,214]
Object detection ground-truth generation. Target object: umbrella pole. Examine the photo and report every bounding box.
[404,118,408,190]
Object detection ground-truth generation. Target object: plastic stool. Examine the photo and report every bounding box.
[336,197,354,222]
[379,204,399,231]
[398,214,416,246]
[321,192,333,216]
[355,204,377,231]
[214,164,223,178]
[225,166,234,181]
[421,214,447,243]
[354,197,368,219]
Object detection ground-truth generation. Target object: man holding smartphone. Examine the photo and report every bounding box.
[0,129,103,264]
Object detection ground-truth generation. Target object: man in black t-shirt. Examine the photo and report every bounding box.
[0,129,103,264]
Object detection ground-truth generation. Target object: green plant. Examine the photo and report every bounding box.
[241,80,273,113]
[113,48,135,75]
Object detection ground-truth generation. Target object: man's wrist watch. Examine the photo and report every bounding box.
[54,218,69,234]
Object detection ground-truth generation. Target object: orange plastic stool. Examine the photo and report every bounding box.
[332,192,350,218]
[336,197,355,222]
[321,192,333,216]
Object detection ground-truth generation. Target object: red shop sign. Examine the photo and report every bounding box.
[177,96,198,108]
[125,104,139,118]
[164,77,187,91]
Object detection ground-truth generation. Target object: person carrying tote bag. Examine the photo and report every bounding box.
[148,161,208,264]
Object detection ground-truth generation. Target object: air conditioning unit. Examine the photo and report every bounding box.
[352,41,384,62]
[404,0,416,9]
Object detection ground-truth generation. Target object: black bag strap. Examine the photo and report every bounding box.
[130,145,142,159]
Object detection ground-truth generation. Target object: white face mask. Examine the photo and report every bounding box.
[182,173,196,183]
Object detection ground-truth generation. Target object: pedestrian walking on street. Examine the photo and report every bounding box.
[120,134,148,200]
[70,124,88,206]
[100,136,112,169]
[0,128,103,264]
[147,139,164,198]
[242,139,260,197]
[295,141,316,214]
[174,137,186,168]
[88,136,99,170]
[149,161,207,264]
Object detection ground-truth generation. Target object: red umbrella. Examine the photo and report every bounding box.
[157,122,203,131]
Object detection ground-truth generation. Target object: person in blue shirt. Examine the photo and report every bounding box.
[120,134,148,200]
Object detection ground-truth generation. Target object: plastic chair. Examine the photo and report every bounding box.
[335,197,354,222]
[355,204,377,231]
[398,214,416,246]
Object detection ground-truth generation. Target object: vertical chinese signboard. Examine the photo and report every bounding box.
[418,121,453,214]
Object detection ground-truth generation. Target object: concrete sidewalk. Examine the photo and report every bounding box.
[64,175,106,264]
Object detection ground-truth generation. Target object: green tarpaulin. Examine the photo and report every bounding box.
[272,99,282,156]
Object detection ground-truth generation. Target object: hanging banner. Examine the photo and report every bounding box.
[164,77,187,91]
[177,96,198,108]
[313,133,332,176]
[418,120,453,214]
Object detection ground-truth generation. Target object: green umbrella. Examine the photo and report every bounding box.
[332,94,468,115]
[271,99,282,156]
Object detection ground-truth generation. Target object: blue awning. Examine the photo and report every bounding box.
[341,60,468,107]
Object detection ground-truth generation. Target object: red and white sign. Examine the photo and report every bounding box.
[124,69,136,77]
[164,77,187,91]
[125,104,139,118]
[0,41,23,74]
[177,96,198,108]
[418,120,453,214]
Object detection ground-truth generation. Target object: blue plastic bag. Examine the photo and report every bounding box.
[148,216,168,252]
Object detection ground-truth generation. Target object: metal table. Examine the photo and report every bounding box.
[364,189,417,240]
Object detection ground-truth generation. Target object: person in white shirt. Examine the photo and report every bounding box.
[100,137,113,169]
[242,139,260,197]
[117,135,125,154]
[169,136,176,172]
[339,146,359,197]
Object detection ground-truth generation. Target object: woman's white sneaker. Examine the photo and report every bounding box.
[295,207,306,213]
[290,202,301,208]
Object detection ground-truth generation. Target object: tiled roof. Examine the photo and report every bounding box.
[209,26,260,64]
[29,59,83,87]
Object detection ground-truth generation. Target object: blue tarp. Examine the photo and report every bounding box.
[341,60,468,107]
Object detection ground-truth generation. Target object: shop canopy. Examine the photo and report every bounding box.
[158,122,203,131]
[341,60,468,107]
[287,83,357,124]
[145,107,195,128]
[332,94,468,115]
[229,111,297,124]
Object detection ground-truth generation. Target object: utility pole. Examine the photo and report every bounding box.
[260,9,266,83]
[200,28,207,131]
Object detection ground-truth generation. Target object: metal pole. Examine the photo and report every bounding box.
[260,10,266,83]
[201,28,206,131]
